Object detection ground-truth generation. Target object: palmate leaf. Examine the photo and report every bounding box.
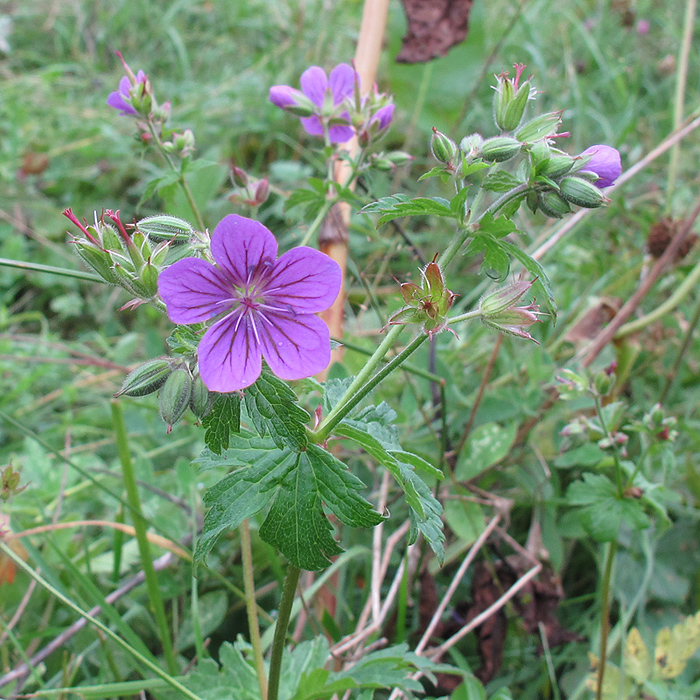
[361,194,456,226]
[194,432,383,570]
[244,370,309,451]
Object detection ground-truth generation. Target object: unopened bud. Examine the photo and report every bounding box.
[73,241,119,284]
[481,136,522,162]
[540,154,575,178]
[254,177,269,205]
[138,262,160,298]
[537,190,572,218]
[232,166,249,188]
[116,358,173,397]
[593,370,613,396]
[431,128,458,164]
[189,375,213,419]
[158,368,192,431]
[559,176,609,208]
[515,111,563,143]
[137,215,193,244]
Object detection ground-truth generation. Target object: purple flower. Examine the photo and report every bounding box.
[107,69,147,116]
[269,64,357,143]
[158,215,342,392]
[579,145,621,188]
[370,103,394,131]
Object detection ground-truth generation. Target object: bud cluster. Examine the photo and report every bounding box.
[63,210,197,305]
[427,63,621,220]
[229,166,270,208]
[116,356,214,432]
[387,256,456,337]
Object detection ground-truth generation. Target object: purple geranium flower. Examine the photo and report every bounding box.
[158,215,342,392]
[579,144,621,188]
[269,64,357,143]
[107,69,147,116]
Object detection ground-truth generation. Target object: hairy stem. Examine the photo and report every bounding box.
[147,121,206,231]
[267,565,301,700]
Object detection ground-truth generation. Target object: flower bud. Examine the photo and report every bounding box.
[431,128,458,164]
[138,261,160,298]
[136,215,193,244]
[459,133,484,159]
[189,375,213,419]
[116,358,173,397]
[254,177,270,205]
[537,190,572,218]
[593,370,613,396]
[559,176,609,208]
[1,464,26,502]
[383,151,414,167]
[479,280,541,341]
[480,136,522,162]
[515,111,563,143]
[158,368,193,431]
[232,166,249,188]
[493,64,533,131]
[73,240,120,283]
[541,155,575,178]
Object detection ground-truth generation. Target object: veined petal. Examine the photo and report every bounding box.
[267,247,341,313]
[329,63,357,103]
[210,214,278,284]
[259,312,331,380]
[300,66,328,107]
[158,257,234,324]
[198,311,262,391]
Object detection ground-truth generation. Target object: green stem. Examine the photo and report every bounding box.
[110,400,178,675]
[0,257,101,282]
[315,331,428,443]
[666,0,697,213]
[0,543,203,700]
[595,540,618,700]
[267,565,301,700]
[484,183,531,217]
[448,308,482,325]
[615,255,700,339]
[660,288,700,402]
[593,393,624,497]
[299,198,337,247]
[147,121,206,231]
[241,519,268,700]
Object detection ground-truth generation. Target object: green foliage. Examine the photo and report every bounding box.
[201,393,241,454]
[195,431,383,570]
[566,473,650,542]
[361,194,456,226]
[244,371,310,452]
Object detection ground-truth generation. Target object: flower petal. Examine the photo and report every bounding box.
[300,66,328,107]
[300,115,324,136]
[329,63,357,104]
[118,75,132,96]
[210,214,278,284]
[269,85,302,109]
[579,145,621,188]
[327,123,355,143]
[158,257,233,324]
[198,311,263,391]
[259,312,331,380]
[267,247,341,313]
[106,91,136,115]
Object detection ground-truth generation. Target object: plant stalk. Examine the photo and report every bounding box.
[267,565,301,700]
[110,400,178,675]
[595,540,618,700]
[241,519,268,700]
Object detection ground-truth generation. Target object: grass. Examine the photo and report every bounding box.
[2,0,700,698]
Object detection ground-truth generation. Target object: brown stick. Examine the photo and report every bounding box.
[580,194,700,367]
[319,0,391,370]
